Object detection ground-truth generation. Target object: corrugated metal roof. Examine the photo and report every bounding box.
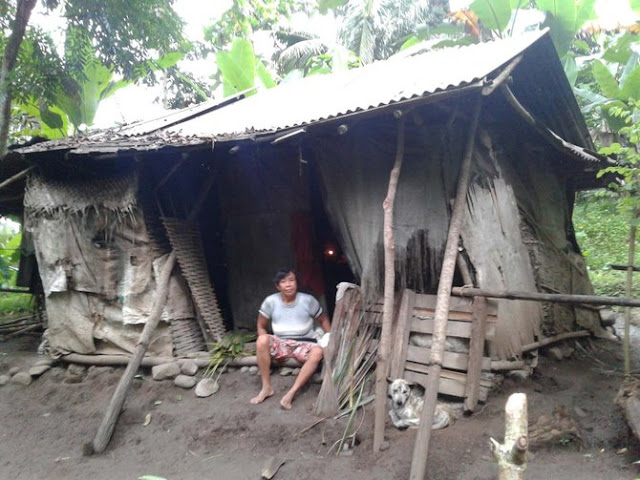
[161,29,550,139]
[19,29,555,154]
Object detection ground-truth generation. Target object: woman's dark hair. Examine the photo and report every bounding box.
[273,267,296,285]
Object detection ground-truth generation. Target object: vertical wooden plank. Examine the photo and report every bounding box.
[464,295,487,412]
[389,289,417,379]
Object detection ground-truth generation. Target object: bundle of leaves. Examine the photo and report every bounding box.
[203,331,257,380]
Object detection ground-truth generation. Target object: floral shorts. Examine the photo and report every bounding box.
[268,335,318,363]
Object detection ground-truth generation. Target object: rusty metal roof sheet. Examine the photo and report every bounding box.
[19,29,559,155]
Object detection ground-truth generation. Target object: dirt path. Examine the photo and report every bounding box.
[1,331,639,480]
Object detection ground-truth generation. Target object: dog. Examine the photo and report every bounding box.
[387,378,451,430]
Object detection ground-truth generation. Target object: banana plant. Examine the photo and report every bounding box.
[216,38,277,97]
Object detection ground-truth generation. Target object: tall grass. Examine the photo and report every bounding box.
[0,293,34,324]
[573,193,640,298]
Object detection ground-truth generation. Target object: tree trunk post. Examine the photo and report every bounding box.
[409,95,483,479]
[373,113,406,453]
[0,0,37,157]
[490,392,528,480]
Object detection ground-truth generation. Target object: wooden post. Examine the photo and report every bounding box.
[456,254,487,413]
[373,114,405,453]
[90,251,176,454]
[409,95,483,479]
[624,221,637,376]
[465,296,487,412]
[490,393,528,480]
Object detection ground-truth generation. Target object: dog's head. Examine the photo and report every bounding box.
[388,378,412,409]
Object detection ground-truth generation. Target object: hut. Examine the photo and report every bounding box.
[1,29,609,363]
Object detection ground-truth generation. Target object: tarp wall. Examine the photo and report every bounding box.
[24,172,195,357]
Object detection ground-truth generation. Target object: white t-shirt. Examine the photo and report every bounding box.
[259,292,323,340]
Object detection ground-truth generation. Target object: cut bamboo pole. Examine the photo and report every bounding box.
[90,251,176,454]
[490,393,528,480]
[409,95,483,480]
[373,113,405,453]
[452,286,640,308]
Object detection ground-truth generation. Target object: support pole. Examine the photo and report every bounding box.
[90,170,216,454]
[409,95,483,479]
[373,114,405,453]
[90,251,176,454]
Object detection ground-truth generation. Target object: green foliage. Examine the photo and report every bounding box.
[536,0,597,57]
[0,293,33,318]
[62,0,186,82]
[204,331,257,379]
[470,0,513,33]
[203,0,314,53]
[573,194,640,298]
[217,38,277,97]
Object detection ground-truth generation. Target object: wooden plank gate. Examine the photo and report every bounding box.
[389,289,498,410]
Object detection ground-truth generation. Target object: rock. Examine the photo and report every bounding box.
[292,368,300,375]
[180,360,198,376]
[86,366,114,379]
[11,371,32,386]
[9,366,19,376]
[174,374,197,389]
[29,364,51,377]
[64,364,87,384]
[249,366,259,375]
[279,367,294,376]
[195,377,219,397]
[0,375,9,386]
[240,366,249,373]
[548,347,564,361]
[34,358,53,367]
[152,362,181,381]
[574,406,587,418]
[506,369,530,382]
[560,345,575,358]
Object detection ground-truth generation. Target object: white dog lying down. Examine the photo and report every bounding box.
[387,378,452,430]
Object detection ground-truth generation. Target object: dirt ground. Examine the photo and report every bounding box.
[2,324,640,480]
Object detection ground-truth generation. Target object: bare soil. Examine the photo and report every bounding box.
[1,329,639,480]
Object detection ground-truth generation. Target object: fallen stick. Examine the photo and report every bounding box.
[0,323,40,338]
[89,252,176,455]
[520,330,590,353]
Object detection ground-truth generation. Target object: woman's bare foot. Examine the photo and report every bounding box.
[280,392,294,410]
[250,387,274,404]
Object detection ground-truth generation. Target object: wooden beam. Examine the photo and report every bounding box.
[410,95,483,480]
[452,286,640,308]
[0,165,34,191]
[374,116,406,453]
